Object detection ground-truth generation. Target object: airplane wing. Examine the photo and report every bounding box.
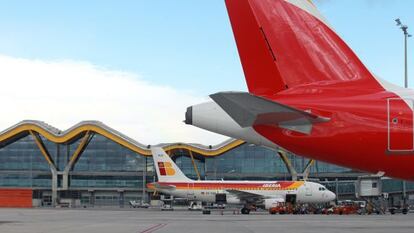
[226,189,264,202]
[210,91,329,134]
[226,189,284,203]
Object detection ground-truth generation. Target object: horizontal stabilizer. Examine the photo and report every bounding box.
[210,92,329,134]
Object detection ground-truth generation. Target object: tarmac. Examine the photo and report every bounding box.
[1,208,414,233]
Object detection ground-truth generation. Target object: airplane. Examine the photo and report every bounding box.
[184,0,414,181]
[147,147,336,214]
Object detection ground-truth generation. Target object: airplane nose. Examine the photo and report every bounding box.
[184,106,193,125]
[328,191,336,201]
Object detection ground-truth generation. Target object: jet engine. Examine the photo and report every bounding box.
[185,101,275,148]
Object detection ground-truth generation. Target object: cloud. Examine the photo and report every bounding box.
[0,54,228,145]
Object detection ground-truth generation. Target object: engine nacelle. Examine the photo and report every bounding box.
[185,101,275,148]
[264,198,285,209]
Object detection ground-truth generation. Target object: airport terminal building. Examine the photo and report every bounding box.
[0,120,412,208]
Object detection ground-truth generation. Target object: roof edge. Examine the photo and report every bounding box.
[0,120,245,156]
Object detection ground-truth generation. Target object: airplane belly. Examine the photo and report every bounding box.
[253,94,414,180]
[226,196,241,205]
[196,190,216,203]
[169,190,187,199]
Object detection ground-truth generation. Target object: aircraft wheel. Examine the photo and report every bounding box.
[241,208,250,215]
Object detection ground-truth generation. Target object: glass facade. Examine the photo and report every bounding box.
[0,135,51,187]
[205,144,287,180]
[73,134,146,172]
[204,143,354,180]
[70,134,150,189]
[322,181,356,195]
[0,134,150,189]
[70,175,142,188]
[0,135,50,171]
[174,155,205,180]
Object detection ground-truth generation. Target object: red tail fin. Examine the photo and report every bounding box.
[225,0,382,95]
[225,0,286,96]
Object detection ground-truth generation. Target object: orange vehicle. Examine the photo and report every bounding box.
[333,205,359,215]
[328,200,363,215]
[269,203,294,215]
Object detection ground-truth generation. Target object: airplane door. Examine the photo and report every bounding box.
[387,98,414,152]
[285,194,297,204]
[187,183,195,200]
[305,184,312,196]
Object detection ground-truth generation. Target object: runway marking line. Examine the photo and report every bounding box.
[140,223,168,233]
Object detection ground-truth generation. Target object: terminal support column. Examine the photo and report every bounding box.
[277,150,298,181]
[301,159,315,180]
[29,130,59,207]
[188,150,201,180]
[62,131,93,190]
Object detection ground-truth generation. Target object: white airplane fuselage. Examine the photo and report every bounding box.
[149,180,335,206]
[149,147,335,210]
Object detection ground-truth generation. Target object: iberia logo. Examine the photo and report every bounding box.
[158,162,175,176]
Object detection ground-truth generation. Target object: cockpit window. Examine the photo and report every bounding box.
[318,187,326,191]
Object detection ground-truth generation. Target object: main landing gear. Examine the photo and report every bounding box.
[241,204,256,214]
[241,207,250,215]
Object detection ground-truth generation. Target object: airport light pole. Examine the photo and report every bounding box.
[395,18,412,88]
[395,18,411,206]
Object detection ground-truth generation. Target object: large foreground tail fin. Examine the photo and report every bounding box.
[151,147,191,182]
[225,0,382,95]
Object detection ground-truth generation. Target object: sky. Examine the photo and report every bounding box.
[0,0,413,145]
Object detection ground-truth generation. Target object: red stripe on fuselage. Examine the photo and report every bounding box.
[157,181,301,190]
